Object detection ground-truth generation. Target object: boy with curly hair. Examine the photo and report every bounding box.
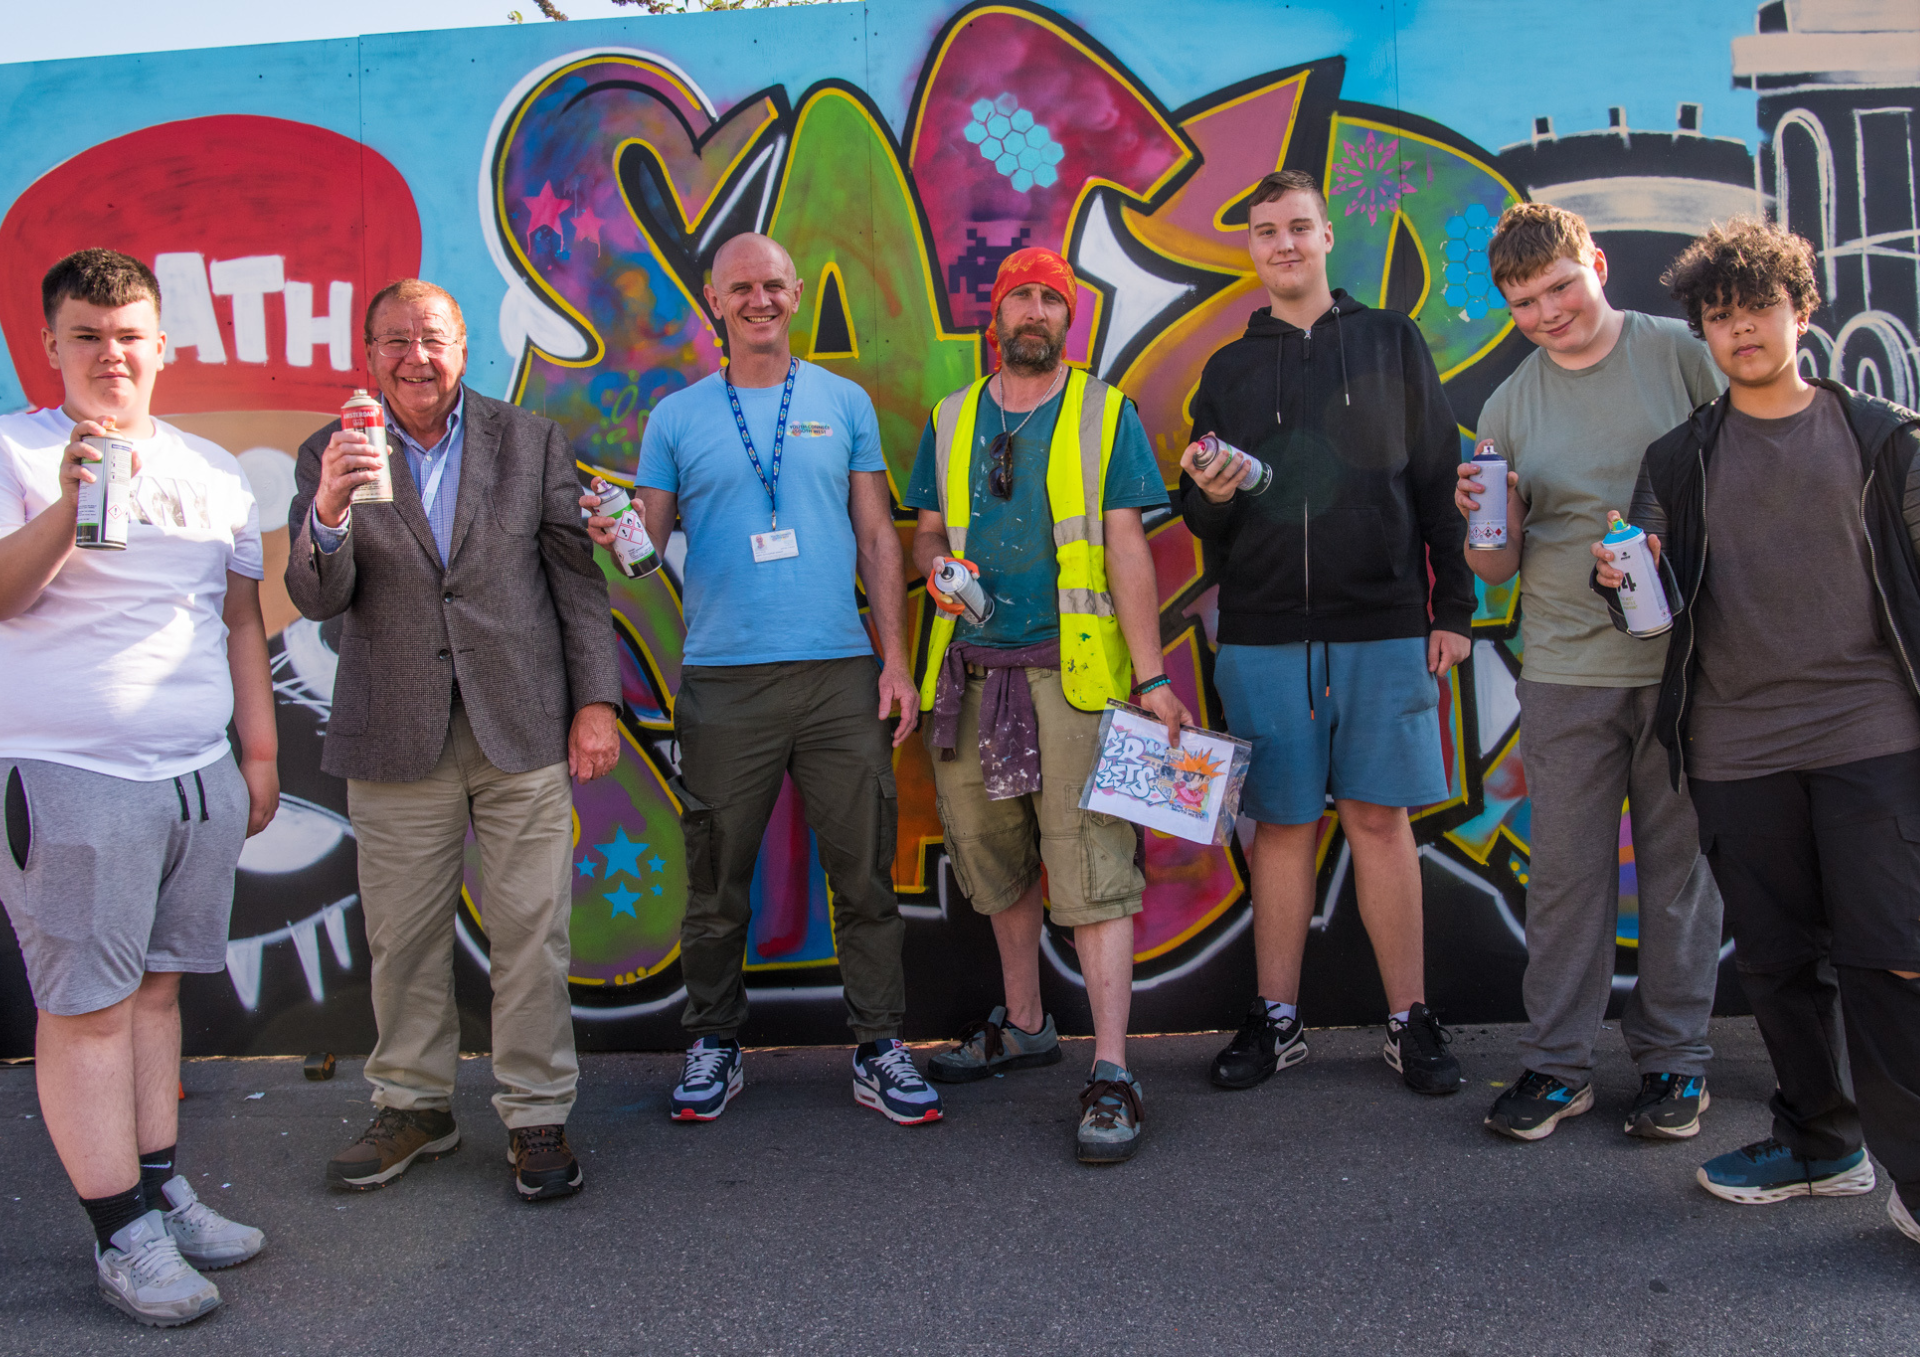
[1593,218,1920,1245]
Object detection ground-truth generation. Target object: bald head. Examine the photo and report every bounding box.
[704,233,804,382]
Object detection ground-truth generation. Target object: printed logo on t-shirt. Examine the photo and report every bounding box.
[132,476,217,530]
[787,421,834,438]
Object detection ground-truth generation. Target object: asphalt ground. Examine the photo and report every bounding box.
[0,1017,1913,1357]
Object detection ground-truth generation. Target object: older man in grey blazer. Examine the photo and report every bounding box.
[286,279,619,1203]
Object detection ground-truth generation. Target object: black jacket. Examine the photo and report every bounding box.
[1174,291,1474,644]
[1599,379,1920,788]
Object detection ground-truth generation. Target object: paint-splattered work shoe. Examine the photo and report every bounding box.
[95,1210,221,1328]
[1076,1062,1144,1165]
[1696,1138,1875,1205]
[1484,1070,1594,1141]
[853,1039,943,1125]
[160,1175,263,1269]
[1624,1073,1710,1139]
[670,1037,744,1121]
[927,1006,1063,1083]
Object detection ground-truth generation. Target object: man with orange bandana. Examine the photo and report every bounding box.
[906,248,1183,1164]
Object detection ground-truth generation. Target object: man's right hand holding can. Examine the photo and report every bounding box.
[312,429,386,529]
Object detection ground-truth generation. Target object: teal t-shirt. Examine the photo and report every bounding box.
[902,383,1166,648]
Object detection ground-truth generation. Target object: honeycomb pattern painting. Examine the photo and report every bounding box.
[962,93,1064,192]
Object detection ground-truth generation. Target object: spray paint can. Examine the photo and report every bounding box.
[1192,433,1273,496]
[1603,513,1672,637]
[1467,445,1509,550]
[588,478,661,579]
[73,435,135,550]
[340,390,394,505]
[933,558,994,627]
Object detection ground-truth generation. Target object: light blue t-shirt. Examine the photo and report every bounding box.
[636,361,886,666]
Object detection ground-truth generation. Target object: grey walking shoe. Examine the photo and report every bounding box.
[1075,1061,1144,1165]
[161,1175,264,1269]
[927,1005,1063,1083]
[95,1210,222,1328]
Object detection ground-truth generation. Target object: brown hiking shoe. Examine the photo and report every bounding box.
[508,1124,583,1201]
[325,1107,459,1191]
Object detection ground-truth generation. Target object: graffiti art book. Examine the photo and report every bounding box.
[1079,703,1252,847]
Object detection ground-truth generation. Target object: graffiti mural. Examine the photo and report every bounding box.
[1,0,1912,1055]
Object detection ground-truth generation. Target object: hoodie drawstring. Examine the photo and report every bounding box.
[1333,306,1351,407]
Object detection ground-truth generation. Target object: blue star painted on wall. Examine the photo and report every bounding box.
[595,826,649,880]
[576,857,597,878]
[647,855,665,873]
[651,884,664,896]
[605,884,641,919]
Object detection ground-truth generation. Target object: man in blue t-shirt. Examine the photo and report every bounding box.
[585,233,938,1128]
[906,248,1184,1166]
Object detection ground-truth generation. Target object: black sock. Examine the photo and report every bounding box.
[138,1146,176,1212]
[81,1186,149,1252]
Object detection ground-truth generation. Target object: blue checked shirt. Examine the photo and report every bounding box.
[312,392,465,563]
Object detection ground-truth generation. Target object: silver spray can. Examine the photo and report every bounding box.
[934,558,994,627]
[1192,433,1273,496]
[74,435,135,550]
[588,478,661,579]
[1603,513,1672,637]
[1467,445,1508,550]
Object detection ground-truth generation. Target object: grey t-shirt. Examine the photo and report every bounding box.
[1480,311,1724,686]
[1685,388,1920,780]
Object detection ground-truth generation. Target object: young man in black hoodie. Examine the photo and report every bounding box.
[1177,169,1473,1096]
[1593,219,1920,1246]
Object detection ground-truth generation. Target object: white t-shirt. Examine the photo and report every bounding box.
[0,408,264,780]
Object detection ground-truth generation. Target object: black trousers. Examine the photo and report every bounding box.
[1690,748,1920,1207]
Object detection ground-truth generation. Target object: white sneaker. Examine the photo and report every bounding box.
[162,1175,265,1269]
[1891,1189,1920,1246]
[95,1209,222,1327]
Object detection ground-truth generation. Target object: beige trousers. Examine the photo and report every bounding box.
[347,704,578,1129]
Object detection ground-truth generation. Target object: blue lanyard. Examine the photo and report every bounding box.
[725,358,797,529]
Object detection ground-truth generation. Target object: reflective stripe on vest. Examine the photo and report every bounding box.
[917,367,1132,713]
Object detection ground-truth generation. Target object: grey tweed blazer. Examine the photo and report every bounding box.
[285,387,620,783]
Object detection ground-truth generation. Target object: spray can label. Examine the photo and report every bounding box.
[1467,448,1508,550]
[1603,515,1673,637]
[74,435,135,550]
[934,558,995,627]
[590,477,661,580]
[1193,433,1273,496]
[341,390,394,504]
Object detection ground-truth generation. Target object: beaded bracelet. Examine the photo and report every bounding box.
[1132,675,1171,697]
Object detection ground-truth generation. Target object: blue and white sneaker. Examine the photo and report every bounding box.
[852,1039,943,1125]
[670,1037,743,1121]
[1696,1137,1876,1204]
[1483,1070,1593,1141]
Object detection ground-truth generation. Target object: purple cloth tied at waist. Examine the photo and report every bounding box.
[930,640,1062,800]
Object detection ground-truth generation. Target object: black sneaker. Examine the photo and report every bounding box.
[1210,999,1309,1089]
[1382,1002,1460,1095]
[1624,1073,1710,1139]
[1484,1070,1594,1141]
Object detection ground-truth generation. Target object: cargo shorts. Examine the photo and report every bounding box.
[927,666,1144,928]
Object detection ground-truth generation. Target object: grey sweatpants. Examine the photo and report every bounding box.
[1514,679,1722,1086]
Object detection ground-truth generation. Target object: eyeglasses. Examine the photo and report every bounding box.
[372,335,459,358]
[987,432,1015,500]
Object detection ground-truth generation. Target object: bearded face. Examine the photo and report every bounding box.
[993,282,1071,374]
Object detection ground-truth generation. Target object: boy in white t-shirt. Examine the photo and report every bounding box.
[0,250,279,1328]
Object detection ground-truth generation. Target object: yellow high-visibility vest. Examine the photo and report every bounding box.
[916,366,1132,713]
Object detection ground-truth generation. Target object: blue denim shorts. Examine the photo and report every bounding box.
[1212,638,1449,825]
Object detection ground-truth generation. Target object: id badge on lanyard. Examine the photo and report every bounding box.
[728,359,801,564]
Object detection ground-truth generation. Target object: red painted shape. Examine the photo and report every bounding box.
[911,9,1188,329]
[0,115,421,413]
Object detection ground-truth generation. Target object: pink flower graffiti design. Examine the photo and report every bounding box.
[1331,131,1416,224]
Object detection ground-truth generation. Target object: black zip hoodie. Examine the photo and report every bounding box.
[1175,290,1474,644]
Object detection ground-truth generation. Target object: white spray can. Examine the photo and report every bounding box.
[588,478,661,579]
[73,435,135,550]
[1467,445,1508,550]
[1603,513,1672,637]
[341,389,394,505]
[1192,433,1273,496]
[933,558,994,627]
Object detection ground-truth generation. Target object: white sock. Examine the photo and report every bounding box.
[1262,998,1297,1023]
[1389,1009,1411,1026]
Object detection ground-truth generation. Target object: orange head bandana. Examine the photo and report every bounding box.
[986,247,1077,367]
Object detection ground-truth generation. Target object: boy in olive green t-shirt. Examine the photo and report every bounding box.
[1454,204,1725,1143]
